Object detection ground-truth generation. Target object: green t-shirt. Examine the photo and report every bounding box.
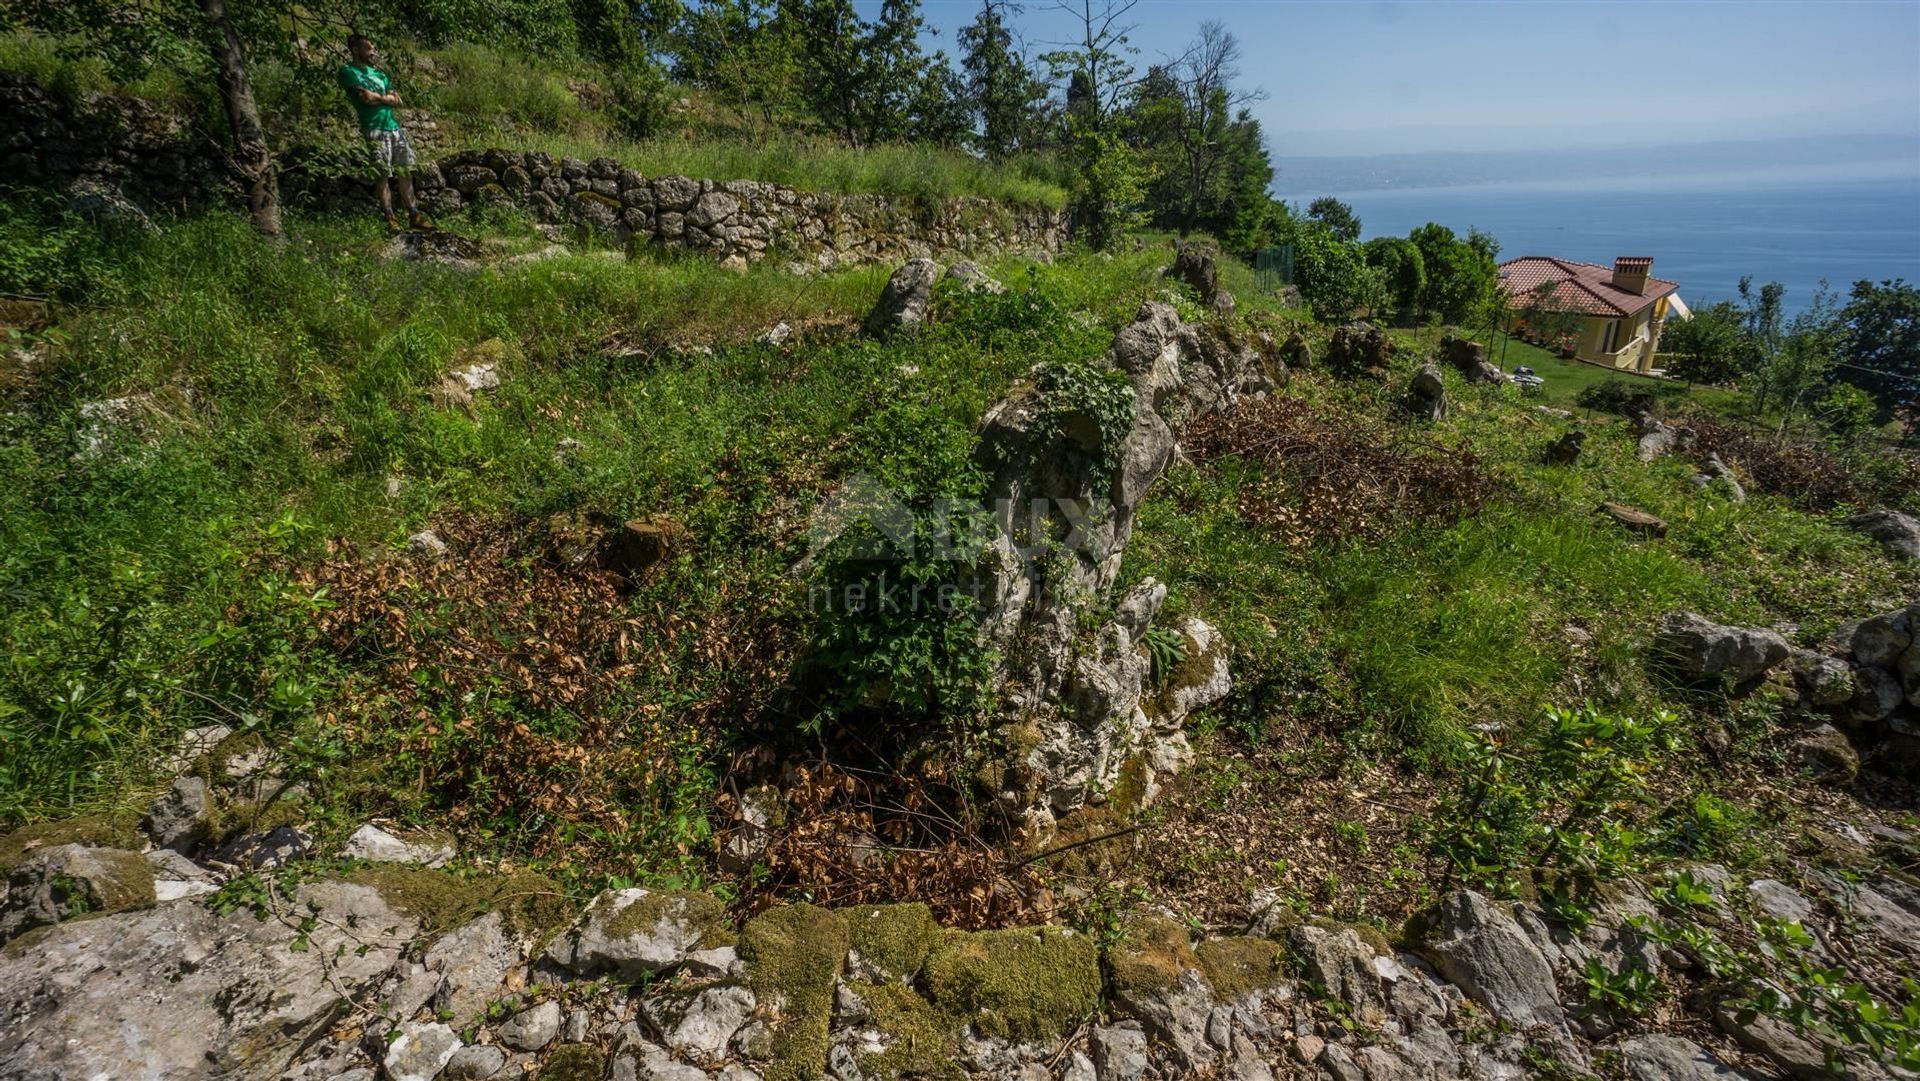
[338,63,398,133]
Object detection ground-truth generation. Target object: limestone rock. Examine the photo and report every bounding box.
[1596,500,1668,538]
[499,999,562,1050]
[1439,333,1505,384]
[1089,1022,1151,1081]
[1407,364,1446,421]
[1792,648,1857,708]
[143,774,212,851]
[1846,508,1920,560]
[443,1044,508,1080]
[1165,242,1234,313]
[1634,411,1696,462]
[1613,1034,1746,1080]
[1,844,155,942]
[425,911,523,1023]
[542,887,725,979]
[1792,723,1860,785]
[146,848,218,902]
[1325,322,1395,376]
[212,825,315,870]
[1848,665,1905,725]
[1691,454,1746,502]
[647,984,757,1065]
[1851,608,1912,670]
[1652,610,1790,684]
[1544,430,1585,465]
[1416,890,1564,1032]
[341,823,454,868]
[0,879,415,1080]
[945,259,1006,294]
[1288,924,1385,1024]
[865,258,941,336]
[409,529,450,560]
[385,1021,462,1081]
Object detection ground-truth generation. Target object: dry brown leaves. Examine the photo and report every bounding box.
[1687,414,1920,511]
[1184,395,1499,546]
[721,756,1052,929]
[293,512,795,870]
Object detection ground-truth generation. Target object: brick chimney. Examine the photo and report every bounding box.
[1611,256,1652,295]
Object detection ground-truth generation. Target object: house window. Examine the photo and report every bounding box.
[1601,319,1618,353]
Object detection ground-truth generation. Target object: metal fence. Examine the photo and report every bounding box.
[1253,245,1295,291]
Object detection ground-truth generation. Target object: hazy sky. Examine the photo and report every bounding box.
[878,0,1920,157]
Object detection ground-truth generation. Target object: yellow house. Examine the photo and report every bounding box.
[1499,256,1682,374]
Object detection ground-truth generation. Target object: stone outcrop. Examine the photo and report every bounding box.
[1544,429,1585,465]
[1438,333,1506,384]
[968,303,1272,826]
[1634,409,1697,462]
[1846,508,1920,561]
[1324,322,1395,376]
[1653,610,1791,686]
[0,71,228,213]
[1692,453,1746,502]
[865,257,941,336]
[1406,363,1446,421]
[1165,242,1235,314]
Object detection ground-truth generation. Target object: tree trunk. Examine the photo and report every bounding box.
[201,0,281,238]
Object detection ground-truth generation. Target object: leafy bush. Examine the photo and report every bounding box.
[0,187,118,299]
[1574,377,1689,418]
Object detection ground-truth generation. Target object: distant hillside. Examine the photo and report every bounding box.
[1275,133,1919,194]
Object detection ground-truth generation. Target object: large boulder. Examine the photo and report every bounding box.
[1439,333,1505,384]
[864,258,941,336]
[1846,509,1920,560]
[143,774,212,852]
[0,879,416,1080]
[1634,411,1697,462]
[1165,242,1234,313]
[1652,610,1790,684]
[1611,1034,1746,1081]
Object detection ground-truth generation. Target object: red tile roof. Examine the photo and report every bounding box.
[1498,257,1678,318]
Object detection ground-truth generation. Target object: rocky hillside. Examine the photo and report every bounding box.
[3,178,1920,1081]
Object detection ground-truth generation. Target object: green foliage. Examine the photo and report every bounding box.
[1579,956,1661,1017]
[1362,237,1425,316]
[1663,299,1759,386]
[960,0,1048,160]
[1292,226,1387,320]
[1834,277,1920,423]
[1142,624,1188,687]
[1307,197,1361,244]
[0,187,115,298]
[1030,358,1136,474]
[1409,222,1499,324]
[1431,706,1674,891]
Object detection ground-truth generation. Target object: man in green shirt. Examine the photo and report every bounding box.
[339,34,427,233]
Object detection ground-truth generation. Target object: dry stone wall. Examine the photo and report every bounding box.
[287,146,1068,269]
[0,71,229,211]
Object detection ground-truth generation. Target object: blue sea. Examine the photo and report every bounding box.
[1285,164,1920,315]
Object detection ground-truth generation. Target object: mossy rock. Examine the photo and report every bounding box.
[854,980,963,1080]
[601,887,728,945]
[922,925,1100,1042]
[199,730,267,783]
[1105,913,1197,999]
[842,902,940,983]
[540,1043,604,1081]
[1305,916,1393,957]
[0,815,142,871]
[739,903,849,1081]
[348,865,572,938]
[1194,937,1287,1000]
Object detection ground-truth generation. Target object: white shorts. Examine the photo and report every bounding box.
[363,128,416,176]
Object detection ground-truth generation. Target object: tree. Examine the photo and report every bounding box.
[4,0,312,236]
[1040,0,1146,249]
[1293,226,1387,321]
[1135,21,1266,236]
[1409,222,1498,324]
[1749,283,1840,437]
[1834,278,1920,423]
[1661,300,1757,386]
[959,0,1046,159]
[1308,197,1361,243]
[1362,236,1424,316]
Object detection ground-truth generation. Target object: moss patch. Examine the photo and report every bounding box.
[842,902,940,983]
[923,925,1100,1042]
[1195,937,1287,1000]
[739,903,849,1081]
[1105,913,1197,999]
[0,815,142,870]
[347,866,572,937]
[856,981,963,1080]
[540,1043,605,1081]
